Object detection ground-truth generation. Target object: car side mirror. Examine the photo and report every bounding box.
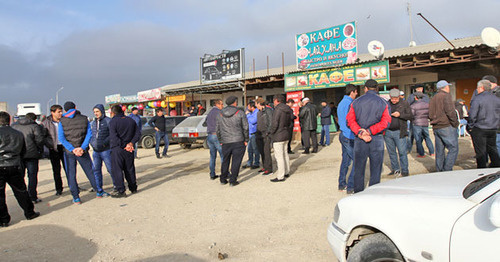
[490,194,500,228]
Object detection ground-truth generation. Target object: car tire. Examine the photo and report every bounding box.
[141,136,155,149]
[202,138,209,149]
[180,143,191,149]
[347,233,404,262]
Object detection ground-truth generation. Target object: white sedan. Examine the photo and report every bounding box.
[327,168,500,262]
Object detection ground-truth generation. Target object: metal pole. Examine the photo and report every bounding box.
[253,58,255,77]
[267,56,269,75]
[282,52,285,74]
[56,86,64,105]
[46,98,53,116]
[417,13,455,48]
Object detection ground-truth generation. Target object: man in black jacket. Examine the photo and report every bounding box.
[148,109,169,159]
[41,104,65,196]
[0,111,40,227]
[270,95,294,182]
[384,89,413,177]
[319,101,332,146]
[12,113,45,203]
[109,105,141,197]
[299,97,318,153]
[216,96,249,186]
[255,98,273,175]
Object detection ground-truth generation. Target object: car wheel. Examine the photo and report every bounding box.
[347,233,404,262]
[141,136,155,149]
[180,143,192,149]
[202,138,209,149]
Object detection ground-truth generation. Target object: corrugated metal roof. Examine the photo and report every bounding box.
[158,36,484,92]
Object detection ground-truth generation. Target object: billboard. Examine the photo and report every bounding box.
[296,21,357,70]
[137,88,162,102]
[105,94,121,104]
[201,49,243,83]
[285,60,389,92]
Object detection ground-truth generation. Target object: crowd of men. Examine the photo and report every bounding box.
[1,75,498,225]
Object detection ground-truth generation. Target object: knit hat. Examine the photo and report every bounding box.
[64,101,76,111]
[225,96,238,105]
[365,79,378,88]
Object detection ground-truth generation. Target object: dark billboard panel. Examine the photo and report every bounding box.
[201,49,242,83]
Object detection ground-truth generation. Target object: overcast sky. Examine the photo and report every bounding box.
[1,0,498,115]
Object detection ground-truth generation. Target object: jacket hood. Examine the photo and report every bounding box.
[93,104,106,119]
[17,118,35,125]
[222,106,241,118]
[63,109,80,119]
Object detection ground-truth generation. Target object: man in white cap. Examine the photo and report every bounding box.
[428,80,459,172]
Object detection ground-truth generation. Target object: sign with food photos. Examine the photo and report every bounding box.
[296,21,357,70]
[285,60,390,92]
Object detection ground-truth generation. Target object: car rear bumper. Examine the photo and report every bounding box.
[327,222,348,262]
[172,137,205,144]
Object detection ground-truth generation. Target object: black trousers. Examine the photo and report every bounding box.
[471,128,500,168]
[111,148,137,193]
[302,129,318,151]
[0,166,36,223]
[287,130,293,152]
[49,145,65,192]
[221,142,246,183]
[256,136,273,172]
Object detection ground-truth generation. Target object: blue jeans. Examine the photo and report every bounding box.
[458,119,467,136]
[413,125,435,156]
[497,133,500,155]
[433,126,459,172]
[63,151,98,199]
[207,134,223,177]
[384,130,409,174]
[23,158,39,200]
[246,134,260,166]
[155,131,169,155]
[93,149,113,191]
[320,125,331,145]
[353,135,384,193]
[338,132,354,190]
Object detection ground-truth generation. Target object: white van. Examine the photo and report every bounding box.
[17,103,42,121]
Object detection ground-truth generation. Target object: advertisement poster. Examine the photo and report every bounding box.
[137,88,162,102]
[120,95,138,103]
[201,49,242,83]
[105,94,121,104]
[296,21,357,70]
[285,60,390,92]
[286,91,304,132]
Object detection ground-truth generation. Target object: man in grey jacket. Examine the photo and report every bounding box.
[216,96,249,187]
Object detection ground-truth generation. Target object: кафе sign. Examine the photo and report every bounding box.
[285,60,390,92]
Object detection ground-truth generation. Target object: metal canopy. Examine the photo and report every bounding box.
[163,80,243,95]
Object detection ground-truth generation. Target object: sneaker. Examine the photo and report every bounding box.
[55,191,62,196]
[241,164,250,169]
[32,198,42,204]
[220,180,228,185]
[251,165,260,169]
[73,198,82,205]
[162,154,170,158]
[130,189,138,194]
[229,181,240,187]
[156,154,161,159]
[258,168,266,173]
[270,178,286,182]
[401,172,409,177]
[96,191,110,198]
[0,222,8,227]
[210,175,219,180]
[111,191,127,198]
[312,149,318,153]
[346,189,355,195]
[303,150,310,154]
[430,154,435,157]
[416,155,425,158]
[284,174,290,178]
[26,212,40,220]
[262,170,273,176]
[387,170,400,176]
[338,187,347,191]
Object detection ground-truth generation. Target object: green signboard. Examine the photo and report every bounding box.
[285,60,390,92]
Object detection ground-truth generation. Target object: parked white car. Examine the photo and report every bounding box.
[327,168,500,262]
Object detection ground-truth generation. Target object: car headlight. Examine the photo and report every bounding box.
[333,204,340,223]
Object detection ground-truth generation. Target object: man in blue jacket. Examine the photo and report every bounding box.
[243,101,260,169]
[90,104,113,196]
[467,80,500,168]
[58,101,101,204]
[128,107,142,159]
[109,105,141,197]
[337,84,357,193]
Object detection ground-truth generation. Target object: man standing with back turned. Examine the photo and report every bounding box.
[347,79,391,193]
[109,105,141,198]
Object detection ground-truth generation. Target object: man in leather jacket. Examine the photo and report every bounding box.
[41,104,65,196]
[299,97,318,153]
[0,111,40,227]
[216,96,249,186]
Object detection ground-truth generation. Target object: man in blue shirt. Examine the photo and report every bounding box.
[337,84,358,193]
[58,101,100,204]
[243,101,260,169]
[128,107,142,159]
[205,99,224,180]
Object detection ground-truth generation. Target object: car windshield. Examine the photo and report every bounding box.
[176,116,204,127]
[463,171,500,199]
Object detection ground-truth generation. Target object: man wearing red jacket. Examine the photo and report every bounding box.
[347,79,391,193]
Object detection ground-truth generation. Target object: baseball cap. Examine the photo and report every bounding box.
[482,75,498,84]
[389,89,400,97]
[436,80,451,89]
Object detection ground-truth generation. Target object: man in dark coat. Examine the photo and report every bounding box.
[319,101,332,146]
[216,96,249,186]
[109,105,141,197]
[148,109,169,158]
[0,111,40,227]
[269,95,294,182]
[255,98,274,175]
[58,101,100,204]
[299,97,318,154]
[128,107,142,159]
[90,104,113,196]
[41,104,65,195]
[12,112,45,203]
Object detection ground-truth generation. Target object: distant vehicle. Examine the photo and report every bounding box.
[17,103,42,121]
[327,168,500,262]
[139,116,187,149]
[0,102,7,112]
[171,115,208,149]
